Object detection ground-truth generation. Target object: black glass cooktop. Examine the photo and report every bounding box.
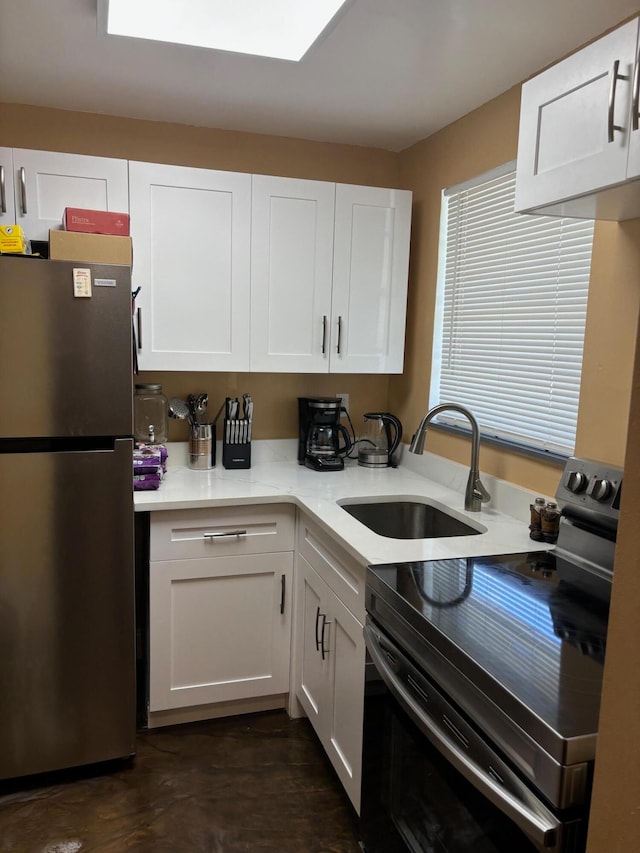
[366,551,611,759]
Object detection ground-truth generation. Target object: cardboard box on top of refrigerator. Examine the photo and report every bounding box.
[49,230,132,265]
[63,207,130,236]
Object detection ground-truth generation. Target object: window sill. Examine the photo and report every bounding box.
[424,421,568,467]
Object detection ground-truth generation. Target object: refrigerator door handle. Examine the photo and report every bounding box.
[136,307,142,351]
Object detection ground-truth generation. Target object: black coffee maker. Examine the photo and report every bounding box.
[298,397,351,471]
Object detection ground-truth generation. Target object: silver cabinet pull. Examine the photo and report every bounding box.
[336,315,343,354]
[315,606,322,650]
[280,574,286,615]
[633,53,640,131]
[203,529,247,539]
[608,59,628,143]
[0,165,6,214]
[136,307,142,351]
[19,166,27,215]
[321,315,327,354]
[320,615,332,660]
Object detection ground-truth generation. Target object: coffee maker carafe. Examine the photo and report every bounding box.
[298,397,351,471]
[358,412,403,468]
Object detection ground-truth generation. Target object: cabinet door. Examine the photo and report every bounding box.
[129,161,251,371]
[324,588,365,813]
[149,552,293,711]
[626,31,640,179]
[13,149,129,241]
[515,19,639,213]
[295,554,328,731]
[331,184,411,374]
[250,175,334,372]
[0,148,15,227]
[294,553,365,814]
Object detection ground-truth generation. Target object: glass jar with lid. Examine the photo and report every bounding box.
[134,384,168,444]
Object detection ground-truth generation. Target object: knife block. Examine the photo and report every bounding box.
[222,419,251,469]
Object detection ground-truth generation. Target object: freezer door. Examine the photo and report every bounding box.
[0,439,136,779]
[0,257,133,439]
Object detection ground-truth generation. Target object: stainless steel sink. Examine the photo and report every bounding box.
[339,500,482,539]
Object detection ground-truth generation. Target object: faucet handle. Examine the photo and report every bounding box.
[473,477,491,504]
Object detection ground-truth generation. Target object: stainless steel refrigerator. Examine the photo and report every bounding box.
[0,255,136,780]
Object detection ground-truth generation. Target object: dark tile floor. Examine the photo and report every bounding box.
[0,711,362,853]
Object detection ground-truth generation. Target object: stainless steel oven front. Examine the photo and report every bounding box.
[360,620,588,853]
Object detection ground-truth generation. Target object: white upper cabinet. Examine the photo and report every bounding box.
[331,184,412,373]
[250,175,335,372]
[515,18,640,220]
[11,149,129,240]
[251,177,412,374]
[0,148,15,228]
[129,161,252,372]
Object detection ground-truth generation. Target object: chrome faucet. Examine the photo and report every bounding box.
[409,403,491,512]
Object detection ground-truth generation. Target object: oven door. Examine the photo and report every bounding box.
[360,622,586,853]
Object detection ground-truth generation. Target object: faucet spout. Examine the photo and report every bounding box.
[409,403,491,512]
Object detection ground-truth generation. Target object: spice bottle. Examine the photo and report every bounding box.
[540,501,561,544]
[529,496,546,541]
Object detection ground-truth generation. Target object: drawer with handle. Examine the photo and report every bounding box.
[150,503,295,561]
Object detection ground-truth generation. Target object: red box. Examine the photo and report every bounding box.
[63,208,130,236]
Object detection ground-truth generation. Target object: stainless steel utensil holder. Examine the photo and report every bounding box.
[188,424,215,470]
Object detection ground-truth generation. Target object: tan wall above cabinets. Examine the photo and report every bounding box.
[395,86,640,497]
[0,103,400,187]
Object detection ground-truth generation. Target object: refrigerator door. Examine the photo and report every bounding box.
[0,257,132,439]
[0,439,135,779]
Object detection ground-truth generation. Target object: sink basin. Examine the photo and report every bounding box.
[339,499,483,539]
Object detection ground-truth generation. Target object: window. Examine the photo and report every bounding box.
[430,162,594,458]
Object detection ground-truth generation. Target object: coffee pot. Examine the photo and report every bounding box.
[298,397,352,471]
[358,412,403,468]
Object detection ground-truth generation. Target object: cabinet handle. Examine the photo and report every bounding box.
[280,573,286,615]
[321,315,327,354]
[19,166,27,215]
[0,165,5,214]
[315,606,322,650]
[136,307,142,351]
[633,54,640,131]
[320,615,332,660]
[608,59,628,143]
[203,529,247,539]
[336,315,343,354]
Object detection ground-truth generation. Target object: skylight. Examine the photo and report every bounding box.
[101,0,348,62]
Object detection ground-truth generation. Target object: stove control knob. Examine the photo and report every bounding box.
[587,477,612,502]
[565,470,587,493]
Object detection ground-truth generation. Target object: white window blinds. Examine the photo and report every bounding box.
[430,163,594,457]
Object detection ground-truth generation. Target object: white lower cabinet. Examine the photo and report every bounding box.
[148,502,366,813]
[294,517,366,813]
[149,505,294,715]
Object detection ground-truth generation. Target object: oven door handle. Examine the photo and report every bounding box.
[365,624,562,850]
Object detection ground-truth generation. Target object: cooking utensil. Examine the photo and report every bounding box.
[168,397,190,421]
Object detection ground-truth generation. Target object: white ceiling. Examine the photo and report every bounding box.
[1,0,638,152]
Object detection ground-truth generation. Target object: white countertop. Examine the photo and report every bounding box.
[134,440,553,567]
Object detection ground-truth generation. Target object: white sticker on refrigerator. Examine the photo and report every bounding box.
[94,278,117,288]
[73,268,92,298]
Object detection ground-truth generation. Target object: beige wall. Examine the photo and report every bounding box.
[396,87,640,496]
[2,49,640,851]
[0,102,402,439]
[2,99,636,480]
[587,306,640,852]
